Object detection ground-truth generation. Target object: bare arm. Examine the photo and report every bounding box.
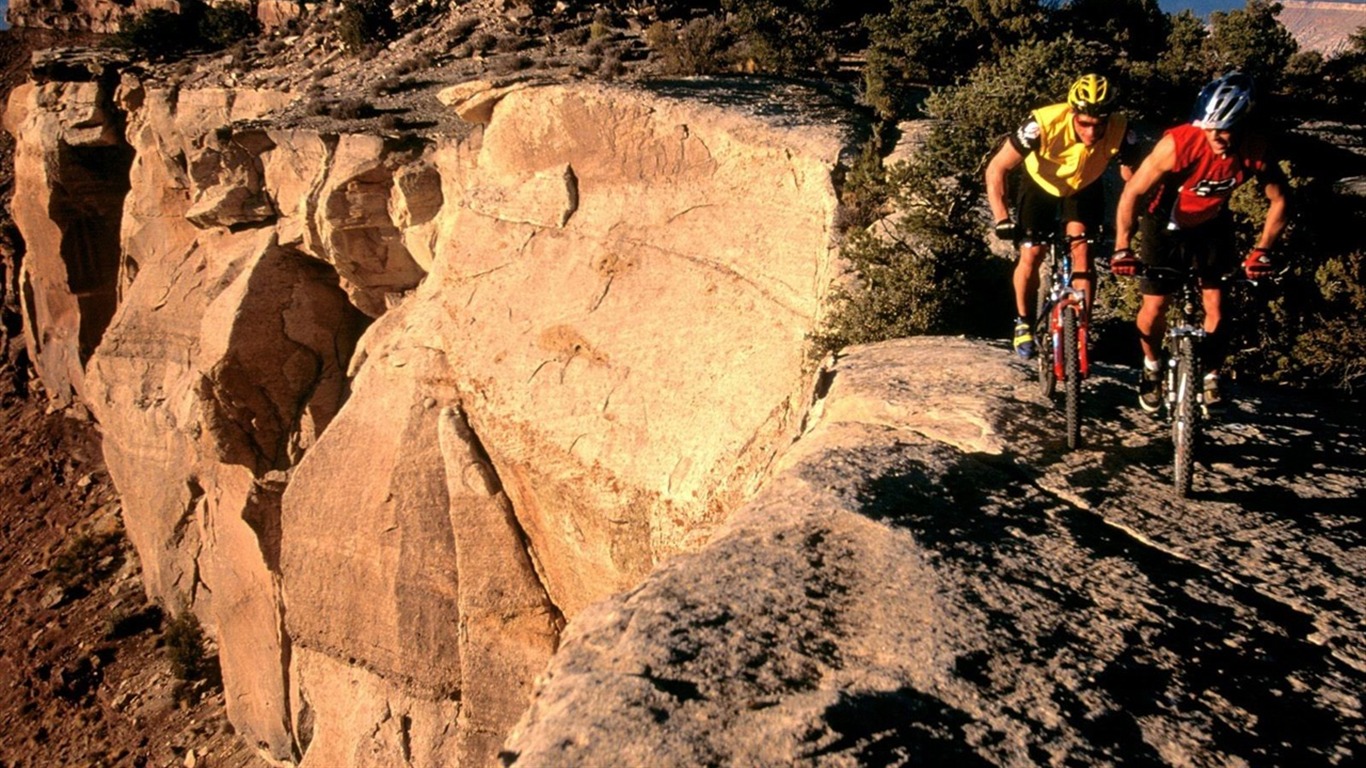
[1255,174,1289,251]
[985,141,1025,224]
[1114,135,1178,251]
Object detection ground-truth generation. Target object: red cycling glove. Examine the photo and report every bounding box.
[1110,248,1141,277]
[1243,248,1274,280]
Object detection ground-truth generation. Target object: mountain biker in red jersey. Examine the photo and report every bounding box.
[1110,71,1290,413]
[986,73,1141,359]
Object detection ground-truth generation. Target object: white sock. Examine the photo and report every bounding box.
[1144,357,1162,372]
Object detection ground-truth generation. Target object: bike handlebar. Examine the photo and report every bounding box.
[1107,262,1282,287]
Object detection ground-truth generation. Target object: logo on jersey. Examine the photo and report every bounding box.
[1016,120,1041,148]
[1188,177,1237,197]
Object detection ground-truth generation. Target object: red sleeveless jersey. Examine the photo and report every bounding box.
[1148,123,1269,229]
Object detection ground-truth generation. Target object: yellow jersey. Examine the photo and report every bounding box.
[1012,103,1131,197]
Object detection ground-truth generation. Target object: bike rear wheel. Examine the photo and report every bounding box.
[1172,338,1201,497]
[1062,306,1081,449]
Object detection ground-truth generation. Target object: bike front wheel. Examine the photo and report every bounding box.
[1172,338,1201,497]
[1036,314,1056,400]
[1062,306,1081,449]
[1035,254,1056,400]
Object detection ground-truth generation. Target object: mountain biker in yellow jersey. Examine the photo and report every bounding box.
[1110,71,1289,413]
[986,73,1140,359]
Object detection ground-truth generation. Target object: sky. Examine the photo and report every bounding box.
[1158,1,1249,16]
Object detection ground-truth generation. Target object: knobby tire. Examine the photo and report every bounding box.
[1036,249,1056,400]
[1172,338,1200,497]
[1062,306,1081,449]
[1037,315,1056,399]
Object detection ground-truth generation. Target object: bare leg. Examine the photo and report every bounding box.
[1064,221,1092,318]
[1136,294,1170,363]
[1201,284,1226,374]
[1013,242,1044,320]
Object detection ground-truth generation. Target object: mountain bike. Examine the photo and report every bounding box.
[1034,233,1092,449]
[1128,264,1252,497]
[1143,265,1207,497]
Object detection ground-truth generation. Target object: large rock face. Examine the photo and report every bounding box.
[5,0,308,33]
[11,54,1366,767]
[6,0,182,32]
[6,62,847,766]
[502,338,1366,766]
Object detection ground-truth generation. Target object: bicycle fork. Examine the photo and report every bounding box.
[1165,327,1205,412]
[1049,289,1090,380]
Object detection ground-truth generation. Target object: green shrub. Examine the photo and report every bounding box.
[819,38,1109,355]
[48,530,122,592]
[337,0,396,52]
[110,0,261,59]
[200,1,260,49]
[164,609,221,703]
[1203,0,1298,90]
[1292,251,1366,390]
[646,16,738,76]
[721,0,844,75]
[165,610,209,681]
[111,8,198,60]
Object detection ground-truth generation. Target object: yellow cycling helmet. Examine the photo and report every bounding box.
[1068,74,1117,117]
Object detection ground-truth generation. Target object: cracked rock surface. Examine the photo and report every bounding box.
[504,336,1366,767]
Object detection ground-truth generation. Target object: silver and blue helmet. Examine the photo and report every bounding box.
[1191,72,1255,130]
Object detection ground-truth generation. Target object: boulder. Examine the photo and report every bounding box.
[7,75,854,765]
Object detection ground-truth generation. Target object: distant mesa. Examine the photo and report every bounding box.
[1279,0,1366,55]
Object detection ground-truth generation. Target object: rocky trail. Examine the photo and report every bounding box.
[0,6,1363,761]
[504,339,1366,766]
[1,335,1363,766]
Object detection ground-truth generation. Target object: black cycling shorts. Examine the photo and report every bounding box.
[1137,213,1236,296]
[1015,173,1105,246]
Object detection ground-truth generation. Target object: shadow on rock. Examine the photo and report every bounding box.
[851,449,1363,764]
[806,688,992,766]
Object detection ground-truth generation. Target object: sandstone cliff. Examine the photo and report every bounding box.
[7,29,1365,768]
[5,0,306,33]
[5,52,848,765]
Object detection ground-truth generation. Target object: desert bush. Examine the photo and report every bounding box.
[1058,0,1169,64]
[330,97,373,120]
[646,16,737,76]
[367,75,400,97]
[163,609,221,703]
[47,530,122,592]
[491,54,535,75]
[111,9,198,59]
[721,0,851,75]
[1291,251,1366,390]
[864,0,986,100]
[260,37,286,56]
[1203,0,1298,89]
[337,0,396,52]
[598,53,626,79]
[471,31,498,53]
[496,33,529,53]
[111,0,260,59]
[199,1,260,49]
[451,15,480,40]
[1314,27,1366,119]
